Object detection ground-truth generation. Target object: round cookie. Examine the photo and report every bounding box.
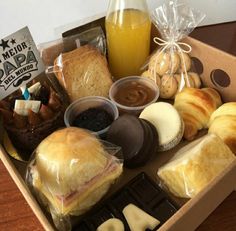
[141,119,159,155]
[168,51,180,74]
[141,70,161,86]
[160,74,178,99]
[177,52,191,73]
[149,51,180,76]
[174,74,195,89]
[139,102,184,151]
[188,72,201,88]
[149,52,170,76]
[107,115,145,168]
[130,119,158,167]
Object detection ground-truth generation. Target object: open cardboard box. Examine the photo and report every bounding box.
[0,16,236,231]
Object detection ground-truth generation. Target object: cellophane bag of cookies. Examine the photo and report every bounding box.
[141,0,205,99]
[26,127,123,231]
[39,27,113,103]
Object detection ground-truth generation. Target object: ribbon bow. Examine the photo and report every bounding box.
[153,37,192,53]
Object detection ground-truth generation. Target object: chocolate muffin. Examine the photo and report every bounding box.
[0,82,66,160]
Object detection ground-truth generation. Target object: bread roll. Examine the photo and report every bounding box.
[174,87,222,140]
[54,45,113,102]
[208,102,236,126]
[31,127,123,216]
[158,134,235,198]
[208,102,236,154]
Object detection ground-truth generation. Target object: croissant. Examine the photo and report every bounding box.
[174,87,222,140]
[208,102,236,154]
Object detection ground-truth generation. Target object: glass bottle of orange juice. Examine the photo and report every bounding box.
[106,0,151,79]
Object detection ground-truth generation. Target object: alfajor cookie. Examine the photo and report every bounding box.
[107,115,158,168]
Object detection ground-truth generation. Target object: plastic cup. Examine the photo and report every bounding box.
[109,76,159,116]
[64,96,119,138]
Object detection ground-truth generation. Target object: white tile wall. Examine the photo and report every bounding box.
[0,0,235,44]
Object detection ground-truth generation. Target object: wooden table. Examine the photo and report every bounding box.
[0,160,236,231]
[0,22,236,231]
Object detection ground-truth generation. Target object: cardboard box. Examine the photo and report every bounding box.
[0,17,236,231]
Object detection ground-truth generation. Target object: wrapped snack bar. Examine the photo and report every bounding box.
[52,44,113,102]
[142,0,205,99]
[26,127,123,231]
[158,134,235,198]
[39,27,113,103]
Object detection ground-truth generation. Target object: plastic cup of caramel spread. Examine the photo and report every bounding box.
[64,96,119,138]
[109,76,159,116]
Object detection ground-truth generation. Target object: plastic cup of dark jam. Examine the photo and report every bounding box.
[64,96,119,138]
[109,76,159,116]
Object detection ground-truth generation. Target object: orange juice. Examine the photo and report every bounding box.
[106,9,151,79]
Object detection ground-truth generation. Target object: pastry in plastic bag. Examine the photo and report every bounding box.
[26,127,123,230]
[158,133,235,198]
[53,45,113,102]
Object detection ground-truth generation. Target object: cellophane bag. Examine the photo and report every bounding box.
[141,0,205,99]
[38,26,106,67]
[39,27,113,103]
[26,127,123,231]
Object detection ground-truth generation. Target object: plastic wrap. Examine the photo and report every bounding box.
[157,133,236,198]
[39,27,113,103]
[141,0,205,99]
[51,44,113,102]
[38,27,106,67]
[26,127,123,231]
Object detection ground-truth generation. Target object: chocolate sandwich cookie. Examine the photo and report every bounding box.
[130,119,158,167]
[126,119,152,168]
[140,119,158,161]
[107,115,145,168]
[107,115,158,168]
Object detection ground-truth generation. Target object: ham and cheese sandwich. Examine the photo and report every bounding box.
[30,127,123,216]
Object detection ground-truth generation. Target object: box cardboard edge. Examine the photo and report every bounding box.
[157,160,236,231]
